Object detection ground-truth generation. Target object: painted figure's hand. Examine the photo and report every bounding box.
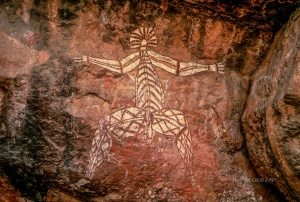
[74,55,88,63]
[209,62,225,74]
[217,62,225,74]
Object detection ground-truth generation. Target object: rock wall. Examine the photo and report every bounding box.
[242,7,300,202]
[0,0,299,201]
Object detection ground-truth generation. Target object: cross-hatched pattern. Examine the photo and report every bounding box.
[177,127,193,174]
[151,109,193,176]
[87,123,112,179]
[105,107,146,138]
[152,109,187,135]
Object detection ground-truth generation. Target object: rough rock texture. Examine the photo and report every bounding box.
[0,171,22,201]
[242,7,300,202]
[0,0,299,201]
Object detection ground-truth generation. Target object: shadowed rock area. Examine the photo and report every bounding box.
[0,0,299,201]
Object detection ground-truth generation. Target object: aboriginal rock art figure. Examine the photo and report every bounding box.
[75,27,225,184]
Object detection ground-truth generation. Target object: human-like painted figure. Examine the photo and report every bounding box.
[75,27,225,185]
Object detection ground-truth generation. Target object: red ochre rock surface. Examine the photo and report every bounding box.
[0,0,299,201]
[0,171,21,202]
[242,7,300,202]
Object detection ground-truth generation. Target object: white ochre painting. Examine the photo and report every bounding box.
[74,27,225,186]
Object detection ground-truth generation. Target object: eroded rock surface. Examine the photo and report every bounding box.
[243,7,300,202]
[0,0,299,201]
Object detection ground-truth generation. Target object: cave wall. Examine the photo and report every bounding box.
[0,0,299,201]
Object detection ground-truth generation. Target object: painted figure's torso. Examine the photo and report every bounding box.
[135,50,164,115]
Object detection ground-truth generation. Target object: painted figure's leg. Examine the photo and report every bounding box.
[87,107,146,179]
[86,119,112,179]
[151,109,196,185]
[176,127,193,175]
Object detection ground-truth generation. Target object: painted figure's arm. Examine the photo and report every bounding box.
[74,52,140,73]
[148,51,225,76]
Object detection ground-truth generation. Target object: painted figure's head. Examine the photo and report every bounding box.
[130,27,157,51]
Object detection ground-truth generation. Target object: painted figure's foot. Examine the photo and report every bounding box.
[71,178,91,189]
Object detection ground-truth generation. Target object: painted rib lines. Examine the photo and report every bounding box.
[136,63,163,112]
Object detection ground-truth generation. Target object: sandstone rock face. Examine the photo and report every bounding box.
[242,7,300,202]
[0,0,299,201]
